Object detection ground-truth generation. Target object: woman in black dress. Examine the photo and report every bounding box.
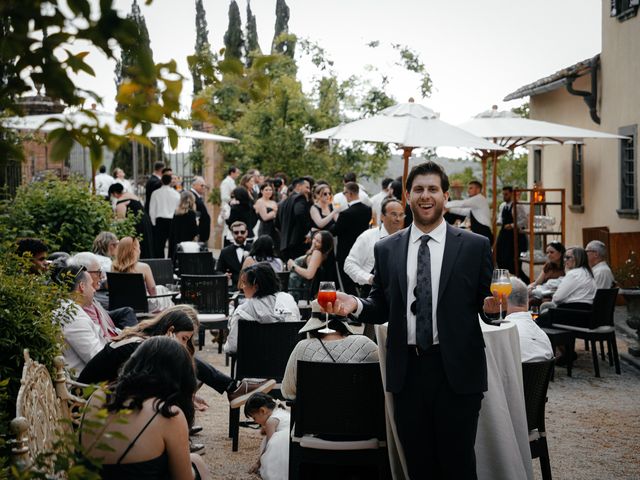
[310,183,338,232]
[227,187,258,240]
[108,183,154,258]
[168,191,199,259]
[255,182,280,250]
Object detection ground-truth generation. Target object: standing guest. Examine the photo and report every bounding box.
[332,182,372,295]
[586,240,616,288]
[272,176,287,202]
[239,174,257,203]
[94,165,114,198]
[277,178,312,262]
[109,183,154,259]
[247,168,264,198]
[223,263,299,354]
[309,183,338,232]
[255,182,279,249]
[287,231,335,302]
[190,176,211,244]
[221,166,241,205]
[228,187,258,241]
[150,174,180,258]
[217,221,252,288]
[344,197,405,295]
[445,180,493,245]
[112,167,133,193]
[370,177,394,226]
[169,191,199,260]
[390,178,413,228]
[144,161,165,213]
[325,161,493,479]
[16,238,49,274]
[78,336,210,480]
[241,235,284,273]
[92,231,119,273]
[496,186,529,281]
[332,172,372,212]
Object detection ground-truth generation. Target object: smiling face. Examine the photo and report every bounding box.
[408,173,449,232]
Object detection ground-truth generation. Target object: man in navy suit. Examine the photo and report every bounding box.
[327,162,493,479]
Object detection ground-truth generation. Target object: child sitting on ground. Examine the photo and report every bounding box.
[245,392,290,480]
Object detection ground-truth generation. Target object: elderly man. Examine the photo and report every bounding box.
[190,176,211,243]
[344,197,405,296]
[446,180,493,245]
[53,265,107,372]
[586,240,615,289]
[485,277,554,363]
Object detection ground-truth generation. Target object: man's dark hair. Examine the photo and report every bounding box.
[302,176,315,191]
[381,197,403,215]
[161,167,172,175]
[228,166,240,176]
[389,180,403,200]
[99,165,107,174]
[161,174,172,186]
[108,183,124,196]
[405,161,449,193]
[343,172,357,183]
[502,186,514,193]
[468,180,482,190]
[292,177,307,189]
[17,238,48,257]
[153,161,165,172]
[381,177,394,189]
[344,181,359,195]
[240,262,280,298]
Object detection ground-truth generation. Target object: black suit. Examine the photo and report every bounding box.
[216,243,249,288]
[190,188,211,243]
[276,192,311,261]
[144,174,162,213]
[332,201,372,294]
[359,223,492,479]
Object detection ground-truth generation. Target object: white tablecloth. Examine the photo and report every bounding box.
[375,320,534,480]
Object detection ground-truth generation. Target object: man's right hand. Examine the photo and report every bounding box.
[323,291,358,317]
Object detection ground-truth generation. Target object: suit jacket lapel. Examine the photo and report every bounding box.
[438,224,462,305]
[396,229,410,309]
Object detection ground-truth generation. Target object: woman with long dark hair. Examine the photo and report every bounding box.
[241,235,283,273]
[286,230,335,302]
[228,187,258,240]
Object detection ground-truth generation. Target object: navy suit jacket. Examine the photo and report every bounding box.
[360,223,492,395]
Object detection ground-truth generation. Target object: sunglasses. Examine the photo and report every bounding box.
[232,230,247,235]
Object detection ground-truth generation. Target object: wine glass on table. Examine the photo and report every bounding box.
[490,269,512,320]
[316,281,337,334]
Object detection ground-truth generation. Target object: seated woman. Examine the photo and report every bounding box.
[281,310,379,400]
[241,235,283,273]
[112,236,173,312]
[224,263,300,354]
[286,230,335,302]
[79,305,276,409]
[92,231,119,273]
[79,336,209,479]
[529,241,566,300]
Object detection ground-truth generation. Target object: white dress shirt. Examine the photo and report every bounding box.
[94,173,114,196]
[446,193,491,228]
[505,311,554,363]
[552,267,597,305]
[344,224,390,285]
[592,261,615,289]
[333,185,372,212]
[149,185,180,225]
[220,175,236,205]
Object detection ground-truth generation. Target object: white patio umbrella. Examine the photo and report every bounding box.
[306,100,506,204]
[458,105,627,239]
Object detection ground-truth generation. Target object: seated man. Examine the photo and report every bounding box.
[485,277,553,363]
[586,240,616,289]
[16,238,49,274]
[217,221,252,288]
[53,265,107,373]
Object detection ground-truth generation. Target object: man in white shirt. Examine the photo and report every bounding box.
[149,174,180,258]
[369,177,394,226]
[54,265,107,373]
[332,172,372,212]
[445,180,493,244]
[220,166,241,205]
[486,277,554,363]
[344,197,405,294]
[94,165,114,198]
[586,240,616,289]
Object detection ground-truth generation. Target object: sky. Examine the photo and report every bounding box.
[72,0,602,133]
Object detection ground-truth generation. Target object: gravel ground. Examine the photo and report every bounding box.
[193,330,640,480]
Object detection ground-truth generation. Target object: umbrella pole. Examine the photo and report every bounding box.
[481,156,487,194]
[492,149,498,251]
[401,147,412,207]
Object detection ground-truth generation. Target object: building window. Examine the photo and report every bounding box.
[533,149,542,185]
[570,144,584,212]
[610,0,639,20]
[618,125,638,219]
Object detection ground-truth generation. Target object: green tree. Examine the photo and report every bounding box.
[245,0,261,67]
[224,1,244,61]
[272,0,295,58]
[512,102,530,119]
[191,0,211,96]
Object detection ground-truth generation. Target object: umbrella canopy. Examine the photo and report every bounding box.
[306,101,505,204]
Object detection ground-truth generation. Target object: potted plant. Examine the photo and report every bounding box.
[616,250,640,356]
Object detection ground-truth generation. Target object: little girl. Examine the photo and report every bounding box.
[245,392,290,480]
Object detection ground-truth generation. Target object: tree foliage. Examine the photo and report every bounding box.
[245,0,261,67]
[223,1,244,61]
[191,0,211,96]
[272,0,295,58]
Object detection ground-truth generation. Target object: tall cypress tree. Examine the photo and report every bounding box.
[223,0,243,61]
[272,0,294,58]
[191,0,210,95]
[245,0,261,67]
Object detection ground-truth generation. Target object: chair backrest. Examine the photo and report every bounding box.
[293,361,386,439]
[590,288,619,329]
[236,321,306,382]
[140,258,174,286]
[106,272,148,312]
[521,359,555,433]
[176,252,216,275]
[276,271,290,293]
[180,274,228,315]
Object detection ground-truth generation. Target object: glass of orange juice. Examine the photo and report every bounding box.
[490,269,512,319]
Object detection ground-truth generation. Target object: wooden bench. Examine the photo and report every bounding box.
[9,350,86,473]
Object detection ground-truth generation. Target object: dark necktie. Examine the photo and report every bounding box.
[414,235,433,350]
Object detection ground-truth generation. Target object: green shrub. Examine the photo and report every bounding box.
[0,174,136,252]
